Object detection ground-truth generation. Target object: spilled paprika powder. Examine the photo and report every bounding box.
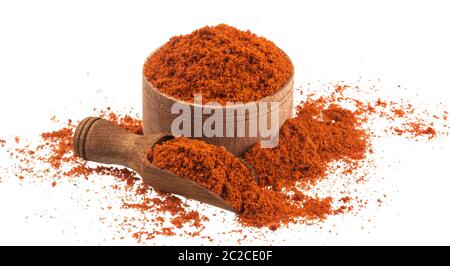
[149,137,333,229]
[2,78,449,242]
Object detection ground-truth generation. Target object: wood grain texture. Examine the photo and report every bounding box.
[142,49,295,156]
[73,117,235,212]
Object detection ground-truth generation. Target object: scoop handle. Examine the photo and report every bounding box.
[73,117,140,167]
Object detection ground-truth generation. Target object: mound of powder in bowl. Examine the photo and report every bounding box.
[143,24,293,104]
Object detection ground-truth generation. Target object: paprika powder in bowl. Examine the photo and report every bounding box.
[142,24,294,155]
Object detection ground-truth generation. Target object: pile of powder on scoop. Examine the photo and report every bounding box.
[150,137,333,229]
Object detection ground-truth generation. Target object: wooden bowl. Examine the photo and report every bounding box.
[142,50,294,156]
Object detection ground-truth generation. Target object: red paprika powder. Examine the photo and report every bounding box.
[143,24,293,104]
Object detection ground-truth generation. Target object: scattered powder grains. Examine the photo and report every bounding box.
[96,108,144,135]
[122,191,208,241]
[143,24,293,104]
[314,83,449,140]
[393,122,436,139]
[4,110,206,240]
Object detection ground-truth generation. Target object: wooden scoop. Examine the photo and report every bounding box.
[73,117,235,212]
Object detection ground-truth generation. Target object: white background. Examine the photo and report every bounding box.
[0,0,449,245]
